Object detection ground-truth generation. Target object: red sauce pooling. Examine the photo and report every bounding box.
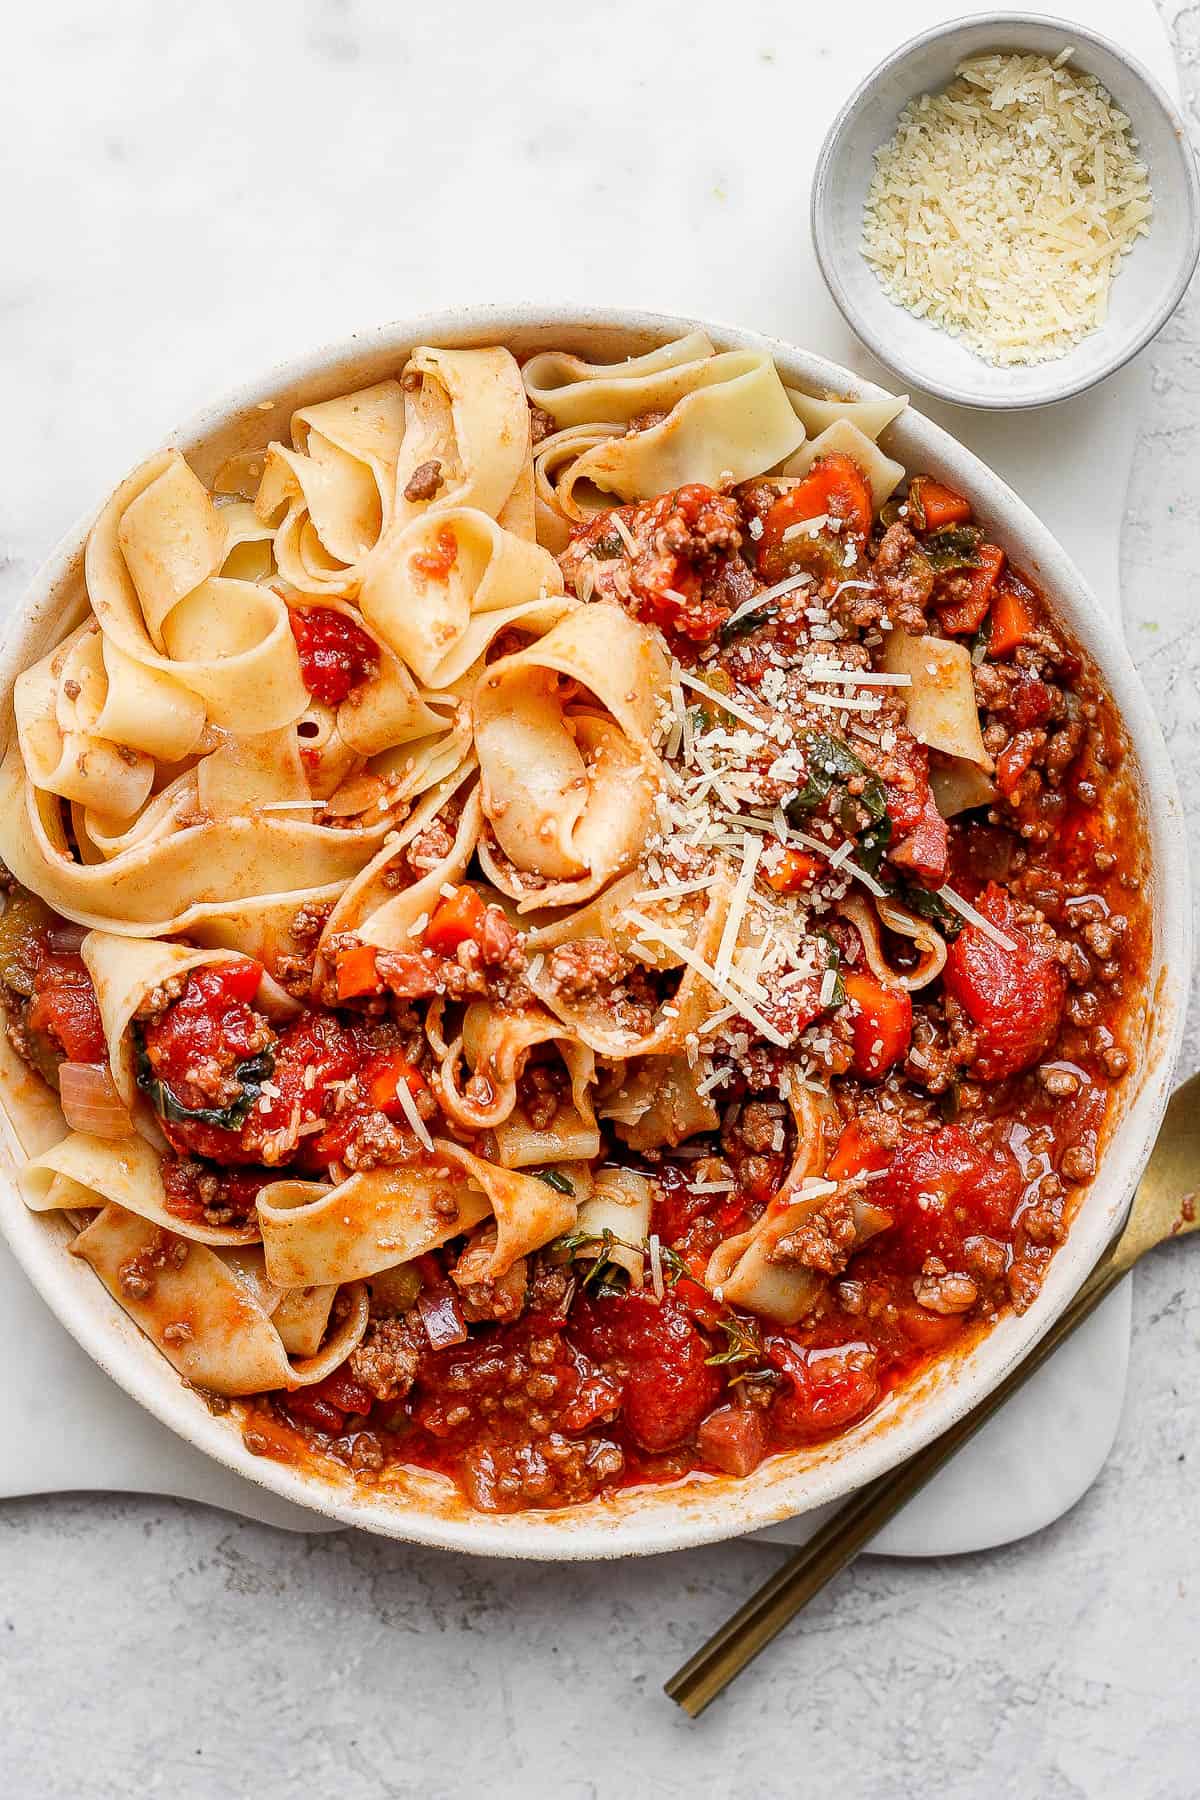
[289,607,380,706]
[409,527,459,584]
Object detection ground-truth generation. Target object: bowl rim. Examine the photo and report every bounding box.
[0,301,1189,1559]
[810,9,1200,412]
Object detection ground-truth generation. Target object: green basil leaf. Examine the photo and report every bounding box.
[134,1031,275,1132]
[889,880,963,939]
[719,600,778,647]
[924,526,982,572]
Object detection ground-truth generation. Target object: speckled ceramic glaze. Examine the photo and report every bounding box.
[0,306,1188,1558]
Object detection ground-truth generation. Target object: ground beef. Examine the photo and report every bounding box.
[461,1434,625,1513]
[334,1110,413,1172]
[133,975,188,1020]
[868,523,935,632]
[544,939,655,1034]
[402,459,443,503]
[452,1230,529,1324]
[528,403,556,445]
[559,485,751,645]
[770,1193,861,1274]
[913,1258,979,1314]
[405,819,456,875]
[731,1099,780,1153]
[117,1230,189,1302]
[348,1317,423,1403]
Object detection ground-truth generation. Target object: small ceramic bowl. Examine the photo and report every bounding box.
[812,12,1200,410]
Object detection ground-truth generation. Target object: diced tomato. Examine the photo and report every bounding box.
[28,953,106,1062]
[161,1160,268,1226]
[312,1367,375,1416]
[889,792,950,889]
[557,1371,623,1433]
[880,733,947,888]
[895,1303,965,1351]
[289,607,380,707]
[569,1291,722,1453]
[409,527,459,583]
[766,1338,880,1443]
[882,1123,1023,1263]
[697,1404,768,1477]
[942,883,1066,1080]
[423,887,486,955]
[140,963,268,1103]
[1057,800,1106,875]
[842,971,913,1079]
[286,1393,347,1434]
[336,942,382,1000]
[825,1119,895,1183]
[909,475,973,531]
[987,573,1039,660]
[763,847,824,893]
[995,729,1042,798]
[670,1274,727,1332]
[1008,675,1055,729]
[362,1049,425,1117]
[937,543,1006,635]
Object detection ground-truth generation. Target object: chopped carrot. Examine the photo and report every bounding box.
[424,886,486,954]
[987,577,1038,659]
[363,1049,425,1115]
[937,543,1006,635]
[335,942,382,1000]
[910,475,972,531]
[842,971,913,1079]
[767,452,874,543]
[764,847,824,893]
[825,1119,894,1183]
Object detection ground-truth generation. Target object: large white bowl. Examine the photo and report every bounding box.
[0,306,1188,1558]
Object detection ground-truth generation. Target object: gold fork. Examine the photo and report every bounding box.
[666,1070,1200,1718]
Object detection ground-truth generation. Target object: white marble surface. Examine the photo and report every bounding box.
[2,3,1200,1795]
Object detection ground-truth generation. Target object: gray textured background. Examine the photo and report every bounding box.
[3,4,1199,1795]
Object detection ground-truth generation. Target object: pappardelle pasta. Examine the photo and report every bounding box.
[0,332,1146,1513]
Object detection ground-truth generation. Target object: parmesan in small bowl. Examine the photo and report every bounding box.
[812,15,1200,409]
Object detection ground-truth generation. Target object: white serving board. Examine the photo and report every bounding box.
[0,0,1173,1549]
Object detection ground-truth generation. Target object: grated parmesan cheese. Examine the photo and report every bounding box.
[861,50,1153,365]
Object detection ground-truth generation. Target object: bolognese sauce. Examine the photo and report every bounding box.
[0,369,1149,1517]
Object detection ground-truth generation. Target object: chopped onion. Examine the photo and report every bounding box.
[47,922,88,954]
[417,1285,468,1349]
[58,1062,133,1139]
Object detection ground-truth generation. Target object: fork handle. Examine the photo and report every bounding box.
[665,1254,1126,1717]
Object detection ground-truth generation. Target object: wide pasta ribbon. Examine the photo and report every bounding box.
[524,872,732,1061]
[0,740,394,951]
[22,1130,260,1247]
[473,605,669,912]
[532,347,805,521]
[392,346,533,534]
[704,1090,891,1323]
[437,999,597,1144]
[254,380,406,594]
[70,1202,367,1395]
[87,448,308,732]
[315,777,482,963]
[257,1140,575,1288]
[360,506,570,690]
